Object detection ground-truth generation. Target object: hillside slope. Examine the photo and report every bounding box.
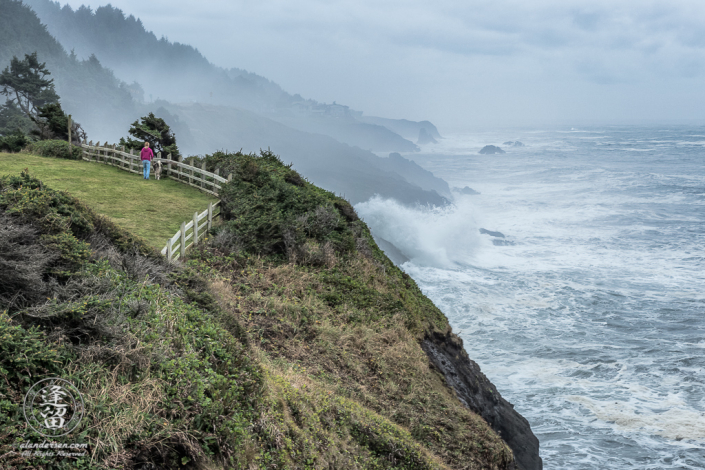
[2,0,449,207]
[0,151,215,247]
[21,0,431,154]
[0,154,541,469]
[166,103,449,205]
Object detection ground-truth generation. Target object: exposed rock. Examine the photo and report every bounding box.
[454,186,480,195]
[503,141,525,147]
[417,128,438,145]
[479,145,505,155]
[422,330,543,470]
[373,235,410,265]
[480,228,515,245]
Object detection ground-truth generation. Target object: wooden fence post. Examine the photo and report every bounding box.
[167,153,172,179]
[67,115,72,157]
[193,212,199,246]
[167,239,172,260]
[129,148,134,172]
[201,161,206,189]
[227,173,232,182]
[207,202,213,231]
[180,222,186,258]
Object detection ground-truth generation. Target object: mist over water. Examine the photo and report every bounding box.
[356,127,705,469]
[355,197,484,268]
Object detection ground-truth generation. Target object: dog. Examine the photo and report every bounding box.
[153,160,163,180]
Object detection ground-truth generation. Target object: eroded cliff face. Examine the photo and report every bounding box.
[422,330,543,470]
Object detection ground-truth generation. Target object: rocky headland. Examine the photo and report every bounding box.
[0,153,542,469]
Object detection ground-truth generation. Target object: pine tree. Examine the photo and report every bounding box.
[0,52,59,120]
[119,112,180,157]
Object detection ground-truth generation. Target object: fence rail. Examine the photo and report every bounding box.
[161,201,221,261]
[80,141,231,196]
[79,140,228,261]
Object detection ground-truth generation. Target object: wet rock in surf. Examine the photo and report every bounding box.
[422,329,543,470]
[480,228,514,246]
[503,141,525,147]
[479,145,505,154]
[480,228,505,238]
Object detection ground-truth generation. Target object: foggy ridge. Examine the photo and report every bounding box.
[4,0,450,206]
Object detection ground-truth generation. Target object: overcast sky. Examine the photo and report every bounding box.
[62,0,705,130]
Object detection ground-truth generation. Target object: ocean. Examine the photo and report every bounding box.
[356,126,705,469]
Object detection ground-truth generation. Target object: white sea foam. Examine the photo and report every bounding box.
[355,196,485,268]
[375,127,705,469]
[567,396,705,441]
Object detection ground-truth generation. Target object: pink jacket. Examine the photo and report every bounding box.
[140,147,154,161]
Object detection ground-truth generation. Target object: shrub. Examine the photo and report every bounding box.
[23,139,82,160]
[211,149,357,260]
[0,130,30,153]
[0,214,58,310]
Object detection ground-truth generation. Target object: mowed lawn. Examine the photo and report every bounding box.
[0,152,217,249]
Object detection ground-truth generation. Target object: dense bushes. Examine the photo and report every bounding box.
[0,130,30,152]
[206,149,360,265]
[0,171,263,468]
[23,138,82,159]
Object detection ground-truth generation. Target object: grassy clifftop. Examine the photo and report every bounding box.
[0,152,515,469]
[0,150,216,247]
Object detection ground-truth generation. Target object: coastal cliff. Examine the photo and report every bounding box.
[0,156,541,469]
[423,331,542,470]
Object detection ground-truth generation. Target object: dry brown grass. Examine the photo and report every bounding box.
[68,366,168,467]
[204,251,515,470]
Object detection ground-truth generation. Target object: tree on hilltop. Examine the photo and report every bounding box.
[0,52,85,142]
[119,112,180,157]
[0,52,59,119]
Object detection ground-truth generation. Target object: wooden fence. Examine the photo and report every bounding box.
[79,140,229,261]
[161,201,221,261]
[80,141,231,196]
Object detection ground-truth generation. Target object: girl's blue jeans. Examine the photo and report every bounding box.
[143,160,151,179]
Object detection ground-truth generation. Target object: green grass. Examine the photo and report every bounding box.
[0,152,216,248]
